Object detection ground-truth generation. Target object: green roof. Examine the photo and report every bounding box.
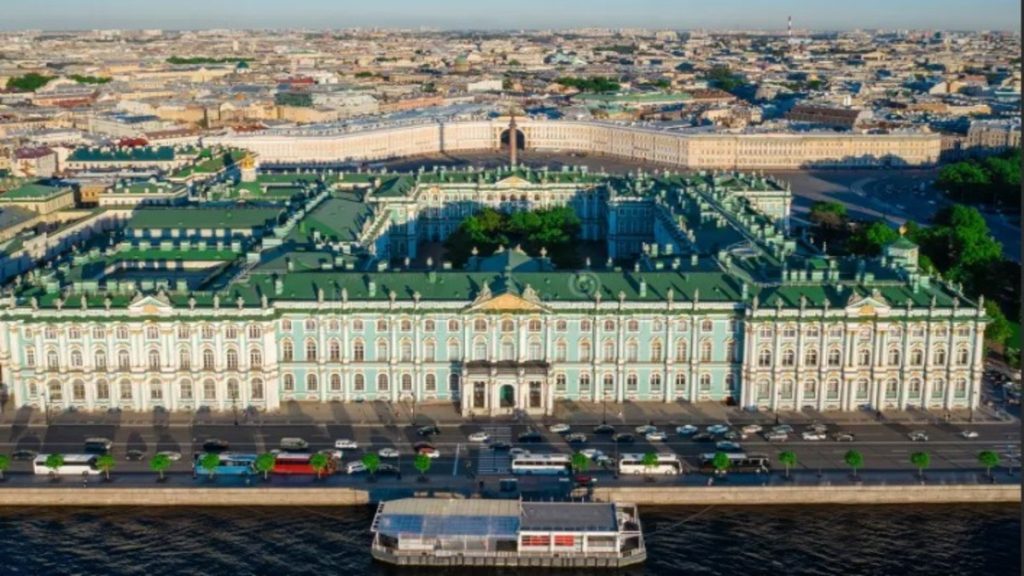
[0,183,72,201]
[69,146,184,163]
[125,207,283,230]
[287,192,371,243]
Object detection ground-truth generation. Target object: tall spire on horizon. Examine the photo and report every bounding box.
[508,113,518,168]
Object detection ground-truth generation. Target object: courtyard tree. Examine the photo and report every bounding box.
[778,450,797,480]
[844,450,864,479]
[96,454,116,481]
[809,201,848,230]
[977,451,1001,480]
[910,452,931,480]
[149,453,171,482]
[199,452,221,480]
[255,453,276,481]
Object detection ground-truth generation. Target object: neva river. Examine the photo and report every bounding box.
[0,504,1018,575]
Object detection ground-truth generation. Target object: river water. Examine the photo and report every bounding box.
[0,504,1017,576]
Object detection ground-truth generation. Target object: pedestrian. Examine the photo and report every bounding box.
[707,477,713,486]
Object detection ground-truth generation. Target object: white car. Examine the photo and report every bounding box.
[468,432,490,443]
[345,461,367,474]
[509,448,531,458]
[635,424,658,434]
[581,448,611,464]
[960,430,979,439]
[319,449,344,460]
[706,424,730,435]
[156,450,182,461]
[378,448,400,458]
[645,431,667,442]
[676,425,698,436]
[741,424,763,435]
[549,423,571,434]
[417,448,441,459]
[335,439,358,450]
[801,431,826,441]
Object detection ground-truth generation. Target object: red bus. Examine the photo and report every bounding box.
[272,453,338,476]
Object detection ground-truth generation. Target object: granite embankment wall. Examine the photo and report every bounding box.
[593,484,1021,506]
[0,485,1016,506]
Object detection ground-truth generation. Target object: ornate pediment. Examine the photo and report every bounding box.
[128,293,173,316]
[467,292,547,313]
[494,175,531,188]
[844,291,890,317]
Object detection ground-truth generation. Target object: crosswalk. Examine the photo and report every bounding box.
[476,425,512,475]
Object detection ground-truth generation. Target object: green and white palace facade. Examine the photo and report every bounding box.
[0,155,985,417]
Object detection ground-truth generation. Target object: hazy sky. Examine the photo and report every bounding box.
[1,0,1019,31]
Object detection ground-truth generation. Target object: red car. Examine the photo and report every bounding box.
[574,474,596,486]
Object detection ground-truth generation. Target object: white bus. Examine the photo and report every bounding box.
[617,453,684,476]
[33,454,103,477]
[510,454,572,476]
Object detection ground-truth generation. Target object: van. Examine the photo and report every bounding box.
[280,437,309,451]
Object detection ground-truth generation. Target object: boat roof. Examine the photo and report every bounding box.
[520,502,618,533]
[375,499,620,538]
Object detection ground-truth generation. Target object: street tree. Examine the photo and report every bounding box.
[96,454,116,481]
[413,453,431,480]
[45,453,65,477]
[844,450,864,479]
[778,450,797,480]
[199,453,221,480]
[0,454,10,481]
[254,453,276,481]
[149,454,171,482]
[362,453,380,479]
[309,453,330,480]
[641,452,659,481]
[571,452,591,474]
[910,451,931,480]
[712,451,731,476]
[977,451,1001,479]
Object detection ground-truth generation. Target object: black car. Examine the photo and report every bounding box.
[416,425,441,437]
[202,439,230,453]
[517,430,543,443]
[691,432,714,442]
[125,449,145,461]
[376,464,400,475]
[489,441,512,451]
[12,449,37,461]
[593,424,616,434]
[612,433,635,443]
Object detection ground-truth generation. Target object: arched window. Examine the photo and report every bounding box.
[400,340,413,362]
[604,319,615,332]
[447,339,460,361]
[401,374,412,391]
[581,319,592,332]
[424,339,436,362]
[283,374,295,391]
[178,379,192,400]
[501,319,515,332]
[910,348,924,366]
[725,340,737,362]
[627,319,639,332]
[225,325,238,340]
[650,340,663,362]
[70,350,83,368]
[72,380,86,401]
[97,380,110,400]
[933,348,946,366]
[305,319,317,332]
[400,319,412,332]
[579,340,591,362]
[805,348,819,366]
[119,379,133,401]
[330,374,341,391]
[603,340,615,362]
[146,325,159,340]
[675,339,688,361]
[955,378,968,398]
[329,339,341,361]
[474,318,488,332]
[201,324,214,340]
[306,374,318,392]
[701,319,713,333]
[700,341,713,363]
[423,319,435,332]
[46,349,59,370]
[375,339,389,361]
[203,379,216,400]
[328,319,340,332]
[226,379,239,401]
[148,349,161,369]
[377,373,389,391]
[177,348,190,370]
[226,349,239,370]
[857,348,871,367]
[956,347,970,366]
[675,373,686,389]
[649,373,662,392]
[248,324,262,339]
[603,374,615,394]
[351,319,363,332]
[94,349,107,370]
[827,348,841,367]
[251,378,264,400]
[932,378,945,398]
[25,347,36,368]
[353,340,365,362]
[886,379,898,398]
[116,325,129,340]
[202,349,215,371]
[305,339,318,362]
[117,349,131,370]
[555,340,567,362]
[69,326,81,340]
[626,374,638,392]
[448,319,459,332]
[528,319,542,333]
[555,320,567,332]
[888,348,901,366]
[425,374,437,392]
[782,379,794,398]
[473,338,487,361]
[282,340,294,362]
[782,348,795,367]
[827,379,840,399]
[856,379,869,399]
[758,348,772,367]
[579,373,591,391]
[700,373,712,391]
[625,340,638,362]
[528,340,542,361]
[47,380,63,401]
[250,348,263,367]
[803,379,817,399]
[354,373,365,391]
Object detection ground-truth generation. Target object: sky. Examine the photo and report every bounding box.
[0,0,1019,32]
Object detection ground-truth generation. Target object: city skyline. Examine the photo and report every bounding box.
[0,0,1020,32]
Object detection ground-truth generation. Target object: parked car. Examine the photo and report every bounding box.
[156,451,182,462]
[334,439,358,450]
[960,430,979,439]
[764,431,789,443]
[715,441,743,452]
[612,433,635,443]
[722,431,742,441]
[412,441,435,452]
[11,449,37,461]
[509,448,531,458]
[549,423,571,434]
[741,424,763,435]
[635,424,658,435]
[645,431,667,442]
[468,432,490,443]
[805,423,828,434]
[517,430,544,443]
[416,425,441,437]
[378,448,400,458]
[376,464,400,475]
[574,474,596,486]
[345,461,367,474]
[489,441,512,451]
[801,431,826,441]
[907,431,929,442]
[318,449,344,460]
[417,447,441,459]
[832,432,856,442]
[593,424,616,434]
[280,437,309,451]
[202,439,230,453]
[565,433,588,444]
[691,432,714,442]
[125,449,146,461]
[772,424,794,434]
[676,425,698,436]
[706,424,730,435]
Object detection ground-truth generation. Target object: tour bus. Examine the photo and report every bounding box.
[272,453,338,476]
[617,453,684,476]
[33,454,102,476]
[192,453,258,477]
[510,454,572,476]
[697,452,771,474]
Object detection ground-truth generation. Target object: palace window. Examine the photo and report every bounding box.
[803,379,817,399]
[148,349,161,370]
[423,319,435,333]
[306,374,318,392]
[956,347,970,366]
[305,339,318,362]
[202,349,215,371]
[226,349,239,371]
[376,320,388,332]
[250,348,262,368]
[119,380,132,401]
[305,319,317,332]
[650,373,662,393]
[425,374,437,392]
[353,340,365,362]
[700,341,713,363]
[448,319,459,332]
[283,374,295,392]
[225,325,238,340]
[117,350,130,370]
[97,380,110,401]
[757,348,772,367]
[400,319,412,332]
[886,379,898,399]
[826,379,840,400]
[447,339,460,361]
[603,374,615,394]
[376,340,389,361]
[528,319,542,333]
[177,325,190,339]
[626,374,638,393]
[604,319,616,332]
[203,380,216,400]
[474,318,488,332]
[675,340,688,361]
[25,347,36,368]
[251,378,264,400]
[555,374,567,393]
[888,348,901,366]
[579,373,591,392]
[650,340,663,362]
[354,374,365,392]
[400,340,413,362]
[910,348,924,366]
[116,325,129,340]
[423,340,436,362]
[179,380,192,401]
[282,340,294,362]
[72,380,86,402]
[328,339,341,362]
[248,324,262,339]
[377,374,389,392]
[201,324,214,340]
[625,340,638,362]
[857,348,871,367]
[579,340,592,362]
[909,378,921,397]
[933,348,946,366]
[827,348,841,367]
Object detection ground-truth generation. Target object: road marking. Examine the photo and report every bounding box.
[452,443,460,477]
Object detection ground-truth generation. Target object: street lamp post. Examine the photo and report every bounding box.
[774,389,780,426]
[42,390,49,426]
[602,399,607,425]
[231,389,238,426]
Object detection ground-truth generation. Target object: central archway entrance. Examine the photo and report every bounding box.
[499,128,525,151]
[498,384,515,409]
